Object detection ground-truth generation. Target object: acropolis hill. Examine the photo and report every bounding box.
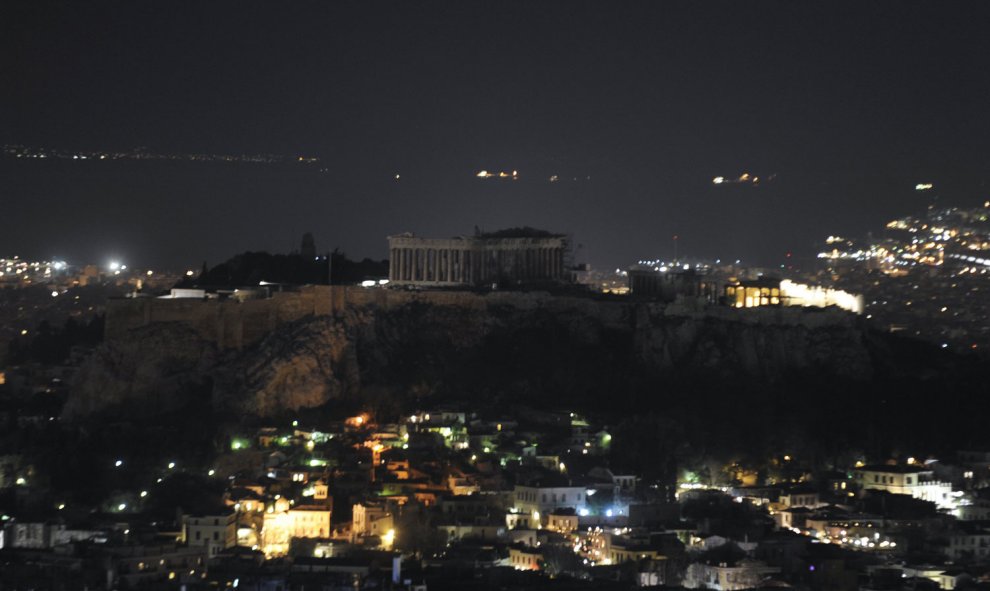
[73,286,876,420]
[104,285,861,353]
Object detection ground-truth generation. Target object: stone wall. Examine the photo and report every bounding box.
[105,286,857,351]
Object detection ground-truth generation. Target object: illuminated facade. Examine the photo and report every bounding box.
[260,498,333,557]
[725,278,862,314]
[724,278,782,308]
[854,465,955,510]
[387,228,569,286]
[513,484,589,516]
[352,501,394,543]
[509,546,543,571]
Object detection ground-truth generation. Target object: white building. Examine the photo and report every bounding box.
[854,465,955,510]
[182,511,236,557]
[513,483,589,517]
[684,559,781,590]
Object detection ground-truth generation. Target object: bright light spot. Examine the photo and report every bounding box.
[58,503,65,510]
[51,290,59,297]
[382,528,396,548]
[118,503,127,511]
[140,490,148,498]
[168,462,176,469]
[109,261,121,271]
[208,469,216,476]
[713,176,725,184]
[115,459,123,467]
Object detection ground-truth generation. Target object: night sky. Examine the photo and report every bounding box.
[3,1,990,271]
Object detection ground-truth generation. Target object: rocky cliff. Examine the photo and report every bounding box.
[66,293,874,419]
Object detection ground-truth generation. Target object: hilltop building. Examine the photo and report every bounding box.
[387,228,570,287]
[627,265,718,303]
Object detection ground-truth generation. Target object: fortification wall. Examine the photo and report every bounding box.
[105,285,856,350]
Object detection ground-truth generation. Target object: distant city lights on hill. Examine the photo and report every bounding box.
[712,172,774,186]
[2,144,319,165]
[476,169,519,180]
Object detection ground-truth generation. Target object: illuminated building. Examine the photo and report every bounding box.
[261,498,293,557]
[853,465,955,510]
[289,505,331,538]
[724,278,863,313]
[724,278,782,308]
[545,508,579,534]
[509,545,542,571]
[260,498,332,557]
[513,483,589,516]
[351,501,394,544]
[778,280,863,313]
[387,228,570,286]
[684,559,781,590]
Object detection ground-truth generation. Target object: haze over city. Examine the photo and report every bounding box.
[4,1,990,269]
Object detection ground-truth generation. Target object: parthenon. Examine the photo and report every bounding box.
[387,228,569,286]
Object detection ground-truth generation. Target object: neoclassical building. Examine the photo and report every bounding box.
[388,228,570,286]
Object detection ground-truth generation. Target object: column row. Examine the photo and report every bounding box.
[390,247,480,284]
[389,246,566,284]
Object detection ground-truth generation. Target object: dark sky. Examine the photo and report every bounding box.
[3,1,990,271]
